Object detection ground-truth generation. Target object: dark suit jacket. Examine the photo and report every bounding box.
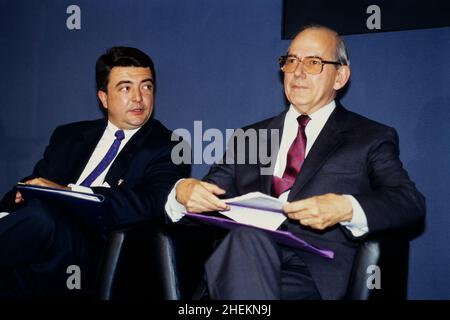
[1,117,190,233]
[202,103,425,299]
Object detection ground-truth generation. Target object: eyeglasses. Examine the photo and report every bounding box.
[278,55,342,74]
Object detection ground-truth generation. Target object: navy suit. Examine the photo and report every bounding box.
[200,104,425,299]
[0,118,190,298]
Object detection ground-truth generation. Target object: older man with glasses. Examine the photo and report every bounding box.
[165,24,425,300]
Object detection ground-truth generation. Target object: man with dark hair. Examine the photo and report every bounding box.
[166,25,425,299]
[95,46,156,92]
[0,46,190,298]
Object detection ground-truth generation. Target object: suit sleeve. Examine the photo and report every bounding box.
[28,126,69,183]
[353,128,426,234]
[202,131,240,198]
[0,126,67,212]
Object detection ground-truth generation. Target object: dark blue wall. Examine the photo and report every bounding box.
[1,0,448,299]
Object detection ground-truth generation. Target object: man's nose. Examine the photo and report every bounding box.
[132,88,143,102]
[293,61,307,78]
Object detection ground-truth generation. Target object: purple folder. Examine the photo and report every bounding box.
[185,212,334,259]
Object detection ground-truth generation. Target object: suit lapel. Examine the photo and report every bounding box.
[68,120,107,182]
[288,104,351,201]
[104,119,155,186]
[258,110,287,194]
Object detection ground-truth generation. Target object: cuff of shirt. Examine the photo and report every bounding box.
[340,195,369,237]
[0,212,10,219]
[164,179,187,222]
[68,184,94,194]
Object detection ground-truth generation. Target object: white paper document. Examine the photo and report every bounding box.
[220,192,287,230]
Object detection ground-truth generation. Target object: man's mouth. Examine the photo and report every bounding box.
[291,84,308,90]
[129,107,145,114]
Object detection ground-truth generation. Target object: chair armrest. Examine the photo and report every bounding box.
[96,228,126,300]
[345,240,380,300]
[345,235,409,300]
[156,223,222,299]
[96,221,221,300]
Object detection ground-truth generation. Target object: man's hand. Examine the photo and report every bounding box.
[176,178,230,213]
[15,191,24,203]
[282,193,353,230]
[15,177,70,203]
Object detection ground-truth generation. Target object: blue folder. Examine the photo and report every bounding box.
[185,212,334,259]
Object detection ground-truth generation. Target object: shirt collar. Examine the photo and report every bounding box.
[106,121,141,140]
[287,100,336,127]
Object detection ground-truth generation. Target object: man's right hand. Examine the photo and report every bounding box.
[175,178,230,213]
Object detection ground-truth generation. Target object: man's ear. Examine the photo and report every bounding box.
[333,65,350,91]
[97,90,108,110]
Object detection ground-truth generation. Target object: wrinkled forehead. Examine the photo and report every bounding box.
[287,28,338,59]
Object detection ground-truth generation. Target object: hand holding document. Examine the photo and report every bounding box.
[184,192,334,259]
[219,192,287,230]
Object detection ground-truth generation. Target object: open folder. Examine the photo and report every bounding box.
[16,183,104,203]
[15,183,107,231]
[184,192,334,259]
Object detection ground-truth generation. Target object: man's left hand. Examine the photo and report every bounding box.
[282,193,353,230]
[15,177,70,203]
[23,177,70,190]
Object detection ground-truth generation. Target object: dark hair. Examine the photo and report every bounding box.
[95,46,156,92]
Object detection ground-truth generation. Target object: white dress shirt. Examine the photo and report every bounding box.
[166,101,368,236]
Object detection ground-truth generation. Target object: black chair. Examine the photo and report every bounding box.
[344,235,409,299]
[96,223,409,300]
[96,222,222,300]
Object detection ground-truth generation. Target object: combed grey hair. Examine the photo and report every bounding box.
[335,36,350,66]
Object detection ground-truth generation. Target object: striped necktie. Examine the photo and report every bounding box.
[271,115,310,197]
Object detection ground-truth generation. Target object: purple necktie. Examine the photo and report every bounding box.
[80,130,125,187]
[271,115,310,198]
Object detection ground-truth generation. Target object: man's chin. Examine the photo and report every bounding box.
[128,116,150,129]
[290,100,311,113]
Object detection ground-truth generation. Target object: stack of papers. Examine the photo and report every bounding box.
[220,192,287,230]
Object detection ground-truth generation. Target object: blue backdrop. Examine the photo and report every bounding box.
[0,0,448,299]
